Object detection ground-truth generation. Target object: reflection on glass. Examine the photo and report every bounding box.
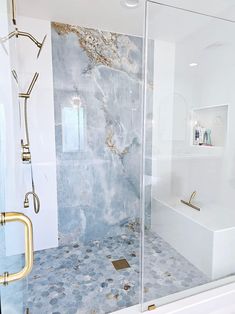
[62,96,87,153]
[78,105,86,151]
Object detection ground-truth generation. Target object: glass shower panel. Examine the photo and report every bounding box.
[4,11,146,312]
[0,0,29,312]
[142,1,235,310]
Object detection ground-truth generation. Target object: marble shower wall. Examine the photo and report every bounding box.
[51,22,153,245]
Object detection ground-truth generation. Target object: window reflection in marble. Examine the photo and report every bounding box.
[61,96,87,153]
[78,105,86,151]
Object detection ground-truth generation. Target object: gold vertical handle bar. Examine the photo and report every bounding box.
[0,212,34,285]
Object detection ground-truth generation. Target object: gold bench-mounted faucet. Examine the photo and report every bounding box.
[181,191,200,211]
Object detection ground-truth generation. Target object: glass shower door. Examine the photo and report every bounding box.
[142,0,235,311]
[0,0,31,313]
[2,1,145,312]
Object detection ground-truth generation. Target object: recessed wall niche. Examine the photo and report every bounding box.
[191,104,228,147]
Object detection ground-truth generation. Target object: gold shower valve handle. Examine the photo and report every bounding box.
[0,212,34,285]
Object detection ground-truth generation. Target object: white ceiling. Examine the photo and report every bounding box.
[17,0,235,37]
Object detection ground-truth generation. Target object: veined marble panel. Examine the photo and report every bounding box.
[51,22,153,245]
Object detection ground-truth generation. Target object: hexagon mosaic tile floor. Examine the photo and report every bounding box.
[24,229,209,314]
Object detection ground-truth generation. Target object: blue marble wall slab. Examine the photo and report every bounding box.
[51,22,153,245]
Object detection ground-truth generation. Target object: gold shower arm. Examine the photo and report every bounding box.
[15,29,42,47]
[0,29,47,58]
[0,212,34,285]
[14,29,47,58]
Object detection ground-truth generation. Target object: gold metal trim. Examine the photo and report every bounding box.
[19,93,30,99]
[0,212,5,225]
[0,212,34,285]
[148,304,157,311]
[3,272,9,286]
[22,149,31,163]
[181,191,200,211]
[112,259,130,270]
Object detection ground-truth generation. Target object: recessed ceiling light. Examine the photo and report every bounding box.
[189,63,198,67]
[120,0,140,8]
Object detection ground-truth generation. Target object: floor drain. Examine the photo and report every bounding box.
[112,259,130,270]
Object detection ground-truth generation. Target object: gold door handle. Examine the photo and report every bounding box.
[0,212,34,285]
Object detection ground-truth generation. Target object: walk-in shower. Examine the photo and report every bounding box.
[1,0,235,313]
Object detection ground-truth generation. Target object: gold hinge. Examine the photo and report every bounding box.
[148,304,157,311]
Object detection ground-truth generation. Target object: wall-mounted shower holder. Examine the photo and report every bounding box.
[19,72,39,163]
